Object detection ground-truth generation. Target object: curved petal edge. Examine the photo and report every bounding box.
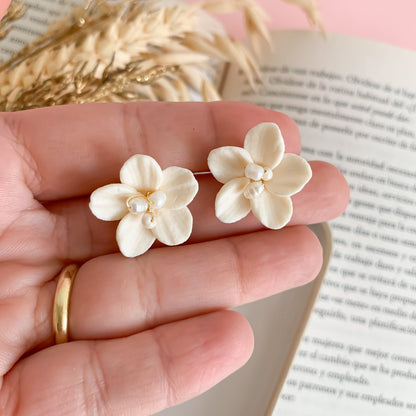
[244,123,285,169]
[116,213,156,257]
[89,183,136,221]
[215,177,251,223]
[250,191,293,230]
[120,154,163,192]
[153,207,193,246]
[266,154,312,197]
[160,167,199,210]
[208,146,252,184]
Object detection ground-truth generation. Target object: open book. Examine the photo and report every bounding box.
[2,2,416,414]
[222,31,416,415]
[162,30,416,415]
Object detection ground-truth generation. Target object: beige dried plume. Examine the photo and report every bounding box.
[0,0,322,111]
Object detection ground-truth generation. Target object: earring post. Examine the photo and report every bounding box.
[193,171,211,176]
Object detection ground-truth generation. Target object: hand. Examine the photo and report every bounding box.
[0,101,349,415]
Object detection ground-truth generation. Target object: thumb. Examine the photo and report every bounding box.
[0,0,11,20]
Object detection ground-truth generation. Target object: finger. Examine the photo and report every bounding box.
[5,101,300,201]
[9,226,320,367]
[46,161,348,260]
[69,225,321,340]
[2,311,253,416]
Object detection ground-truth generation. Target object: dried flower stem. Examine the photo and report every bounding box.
[0,0,26,40]
[282,0,324,32]
[0,0,323,110]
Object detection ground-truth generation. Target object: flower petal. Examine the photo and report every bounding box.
[89,184,137,221]
[215,177,251,223]
[208,146,252,184]
[244,123,285,169]
[120,154,162,192]
[159,167,199,209]
[250,191,292,230]
[116,213,156,257]
[153,207,193,246]
[265,154,312,196]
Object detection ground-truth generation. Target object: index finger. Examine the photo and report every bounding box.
[2,102,301,201]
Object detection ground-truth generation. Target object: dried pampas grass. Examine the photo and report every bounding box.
[0,0,323,111]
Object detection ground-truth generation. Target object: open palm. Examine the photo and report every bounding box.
[0,101,349,415]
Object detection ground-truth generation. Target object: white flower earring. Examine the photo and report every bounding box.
[207,122,312,229]
[89,154,199,257]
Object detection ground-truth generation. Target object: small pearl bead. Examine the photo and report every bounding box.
[262,168,273,181]
[148,191,167,209]
[244,181,265,199]
[128,196,148,213]
[245,163,264,181]
[142,213,156,229]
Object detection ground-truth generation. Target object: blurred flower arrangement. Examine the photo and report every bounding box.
[0,0,322,111]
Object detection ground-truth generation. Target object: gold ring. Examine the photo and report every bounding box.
[52,264,78,344]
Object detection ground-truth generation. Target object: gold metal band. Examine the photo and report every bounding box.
[52,264,78,344]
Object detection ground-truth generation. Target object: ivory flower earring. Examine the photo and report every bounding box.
[89,155,199,257]
[207,122,312,229]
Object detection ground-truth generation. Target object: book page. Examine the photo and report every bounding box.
[0,0,83,62]
[223,31,416,415]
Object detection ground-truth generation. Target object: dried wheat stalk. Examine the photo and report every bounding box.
[0,0,322,110]
[0,0,26,40]
[282,0,324,32]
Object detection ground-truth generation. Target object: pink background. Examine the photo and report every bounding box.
[203,0,416,51]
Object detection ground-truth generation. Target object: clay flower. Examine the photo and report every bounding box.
[207,122,312,229]
[89,155,199,257]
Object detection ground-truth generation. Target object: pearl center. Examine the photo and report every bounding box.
[245,163,273,183]
[243,164,273,200]
[245,163,264,181]
[148,190,167,209]
[128,196,148,213]
[127,191,167,228]
[262,167,273,181]
[142,213,157,229]
[244,181,265,199]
